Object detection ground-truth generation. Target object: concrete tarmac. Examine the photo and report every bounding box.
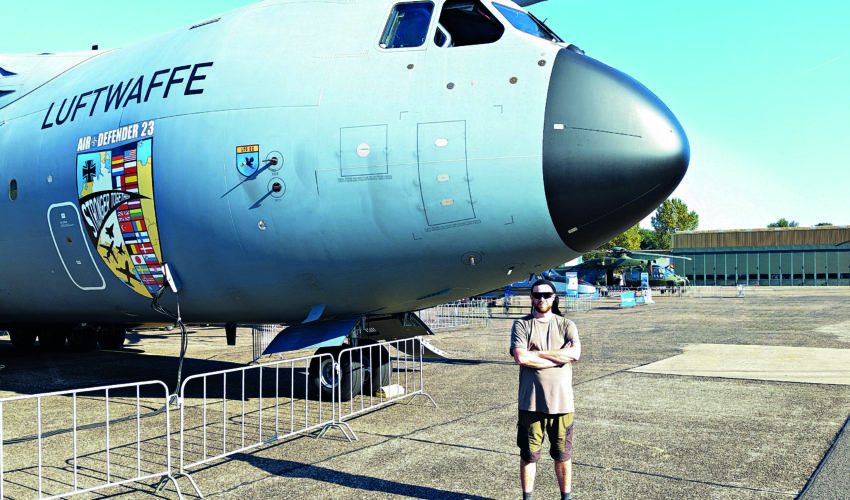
[1,287,849,499]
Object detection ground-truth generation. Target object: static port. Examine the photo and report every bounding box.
[267,178,286,197]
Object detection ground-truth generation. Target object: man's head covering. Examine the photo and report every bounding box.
[530,278,562,316]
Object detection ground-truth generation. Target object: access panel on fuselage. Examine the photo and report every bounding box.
[416,121,474,225]
[340,125,388,176]
[47,202,106,290]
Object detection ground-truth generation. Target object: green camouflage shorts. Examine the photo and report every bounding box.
[517,409,574,463]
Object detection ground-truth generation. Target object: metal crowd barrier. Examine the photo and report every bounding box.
[177,353,351,479]
[560,295,593,312]
[2,341,439,498]
[251,324,281,361]
[0,380,186,499]
[337,338,437,425]
[417,299,491,330]
[502,295,597,314]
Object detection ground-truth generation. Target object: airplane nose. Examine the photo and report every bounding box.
[542,49,690,253]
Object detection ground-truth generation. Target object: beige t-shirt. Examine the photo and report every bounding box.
[510,314,578,414]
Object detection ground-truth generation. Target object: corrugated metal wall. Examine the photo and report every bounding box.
[673,227,850,249]
[670,227,850,286]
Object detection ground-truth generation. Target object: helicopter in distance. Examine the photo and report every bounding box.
[491,273,597,298]
[545,247,691,291]
[0,0,689,398]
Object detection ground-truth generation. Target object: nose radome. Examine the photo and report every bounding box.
[542,49,690,253]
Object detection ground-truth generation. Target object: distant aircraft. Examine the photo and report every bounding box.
[0,0,688,396]
[545,248,691,289]
[500,274,597,297]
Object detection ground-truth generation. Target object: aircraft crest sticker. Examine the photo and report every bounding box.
[236,144,259,177]
[76,124,164,298]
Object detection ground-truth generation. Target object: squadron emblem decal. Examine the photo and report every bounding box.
[76,124,164,298]
[236,144,260,177]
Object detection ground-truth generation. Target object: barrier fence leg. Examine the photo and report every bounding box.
[171,384,205,499]
[162,472,203,499]
[154,474,197,499]
[317,358,357,442]
[406,338,437,408]
[316,421,356,442]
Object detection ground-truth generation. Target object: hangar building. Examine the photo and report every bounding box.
[671,226,850,286]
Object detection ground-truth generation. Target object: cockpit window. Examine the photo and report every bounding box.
[434,0,504,47]
[380,2,435,49]
[493,3,562,42]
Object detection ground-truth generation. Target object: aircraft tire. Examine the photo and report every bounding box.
[67,326,98,352]
[308,346,343,401]
[309,345,370,402]
[9,329,36,350]
[359,341,391,394]
[99,327,126,350]
[337,349,364,401]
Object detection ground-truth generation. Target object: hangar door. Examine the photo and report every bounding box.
[417,121,475,226]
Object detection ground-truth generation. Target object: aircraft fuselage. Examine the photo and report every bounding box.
[0,0,689,328]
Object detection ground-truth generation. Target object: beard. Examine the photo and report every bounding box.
[533,300,552,314]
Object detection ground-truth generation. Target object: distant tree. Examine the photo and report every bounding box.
[651,198,699,248]
[639,228,663,250]
[815,222,833,226]
[767,218,799,228]
[601,224,642,250]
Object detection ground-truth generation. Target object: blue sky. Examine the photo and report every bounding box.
[3,0,847,231]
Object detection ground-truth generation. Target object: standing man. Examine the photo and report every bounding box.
[510,279,581,500]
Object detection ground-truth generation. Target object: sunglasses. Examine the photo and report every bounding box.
[531,292,555,300]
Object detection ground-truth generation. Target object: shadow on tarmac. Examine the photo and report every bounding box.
[231,453,494,499]
[0,341,249,396]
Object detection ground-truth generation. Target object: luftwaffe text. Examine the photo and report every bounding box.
[41,62,213,130]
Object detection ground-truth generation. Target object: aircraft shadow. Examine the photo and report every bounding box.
[0,342,253,397]
[178,363,318,402]
[0,339,409,405]
[230,453,494,499]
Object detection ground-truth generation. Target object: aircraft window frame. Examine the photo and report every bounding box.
[651,265,669,280]
[9,179,17,201]
[434,23,452,47]
[379,2,435,49]
[434,0,505,48]
[491,3,562,43]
